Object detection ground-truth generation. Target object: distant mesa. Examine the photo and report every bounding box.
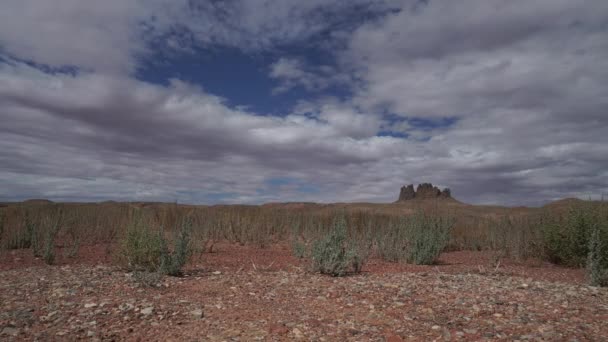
[396,183,452,202]
[23,199,54,205]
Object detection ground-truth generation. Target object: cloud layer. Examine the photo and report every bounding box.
[1,0,607,205]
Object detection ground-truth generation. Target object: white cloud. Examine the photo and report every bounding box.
[0,0,175,72]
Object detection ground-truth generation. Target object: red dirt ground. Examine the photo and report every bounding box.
[1,244,605,341]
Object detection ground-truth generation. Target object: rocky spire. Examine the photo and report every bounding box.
[396,183,452,202]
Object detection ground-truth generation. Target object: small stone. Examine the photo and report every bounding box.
[119,303,134,311]
[431,325,441,330]
[190,309,204,319]
[212,271,221,275]
[140,307,154,315]
[84,303,98,309]
[292,328,303,338]
[1,327,19,337]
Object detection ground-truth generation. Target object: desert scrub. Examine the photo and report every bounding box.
[291,239,307,259]
[541,202,608,267]
[486,214,543,262]
[375,219,408,262]
[159,217,193,276]
[311,214,366,276]
[374,212,453,265]
[118,213,167,272]
[404,211,454,265]
[587,225,608,286]
[118,212,192,277]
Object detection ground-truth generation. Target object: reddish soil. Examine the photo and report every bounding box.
[1,244,605,341]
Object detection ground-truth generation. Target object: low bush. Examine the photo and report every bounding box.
[291,239,307,259]
[311,215,366,276]
[118,211,192,277]
[587,225,608,286]
[119,214,166,272]
[159,218,192,276]
[375,218,411,262]
[374,211,453,265]
[541,202,607,267]
[404,211,454,265]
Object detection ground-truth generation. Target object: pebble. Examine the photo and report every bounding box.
[292,328,303,338]
[190,309,204,318]
[141,307,154,316]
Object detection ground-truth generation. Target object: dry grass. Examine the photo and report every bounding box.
[1,198,606,284]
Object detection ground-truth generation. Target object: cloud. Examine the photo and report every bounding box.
[0,60,411,203]
[0,0,607,205]
[0,0,176,72]
[269,58,351,94]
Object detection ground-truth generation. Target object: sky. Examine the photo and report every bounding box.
[1,0,607,206]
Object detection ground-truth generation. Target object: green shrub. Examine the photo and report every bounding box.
[541,202,606,267]
[311,215,366,276]
[159,218,192,276]
[375,219,408,262]
[42,208,63,265]
[587,222,608,287]
[404,211,453,265]
[291,240,307,259]
[118,212,192,277]
[119,214,167,272]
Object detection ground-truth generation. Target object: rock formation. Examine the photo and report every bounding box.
[398,184,415,201]
[396,183,452,202]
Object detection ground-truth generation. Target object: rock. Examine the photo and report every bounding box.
[398,184,415,201]
[190,309,204,319]
[84,303,98,308]
[292,328,303,338]
[140,307,154,316]
[416,183,442,198]
[440,188,451,198]
[119,303,134,311]
[396,183,452,201]
[1,327,19,337]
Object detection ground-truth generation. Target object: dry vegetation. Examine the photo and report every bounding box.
[1,199,607,340]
